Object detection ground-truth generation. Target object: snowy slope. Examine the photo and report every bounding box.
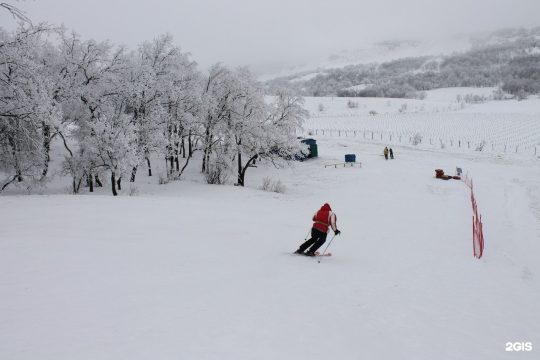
[1,138,539,359]
[302,93,540,156]
[302,88,521,116]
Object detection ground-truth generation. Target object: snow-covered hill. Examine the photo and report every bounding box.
[263,27,540,99]
[2,87,540,359]
[259,36,472,81]
[261,27,540,82]
[1,136,540,360]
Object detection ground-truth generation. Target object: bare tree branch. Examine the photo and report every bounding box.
[1,2,32,24]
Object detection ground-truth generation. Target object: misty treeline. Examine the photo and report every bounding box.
[266,27,540,99]
[0,25,308,195]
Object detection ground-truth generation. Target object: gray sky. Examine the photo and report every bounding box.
[1,0,539,73]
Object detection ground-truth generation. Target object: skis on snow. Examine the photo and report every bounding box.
[315,251,332,257]
[293,251,332,257]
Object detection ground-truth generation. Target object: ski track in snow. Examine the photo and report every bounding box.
[1,139,539,359]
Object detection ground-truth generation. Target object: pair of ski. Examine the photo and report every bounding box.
[294,251,332,257]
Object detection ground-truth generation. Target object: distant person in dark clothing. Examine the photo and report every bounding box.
[389,147,394,159]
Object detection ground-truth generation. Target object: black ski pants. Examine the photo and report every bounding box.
[298,228,328,253]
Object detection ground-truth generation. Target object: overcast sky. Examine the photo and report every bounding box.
[1,0,539,73]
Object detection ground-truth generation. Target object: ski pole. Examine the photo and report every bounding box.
[318,234,337,263]
[301,229,311,243]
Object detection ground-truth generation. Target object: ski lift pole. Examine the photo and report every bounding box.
[318,234,337,264]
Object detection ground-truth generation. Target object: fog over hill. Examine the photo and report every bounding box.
[264,27,540,99]
[2,0,540,72]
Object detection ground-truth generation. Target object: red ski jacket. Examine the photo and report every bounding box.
[312,203,337,233]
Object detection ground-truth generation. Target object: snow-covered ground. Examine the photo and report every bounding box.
[1,135,540,359]
[303,90,540,156]
[303,88,539,116]
[424,87,498,103]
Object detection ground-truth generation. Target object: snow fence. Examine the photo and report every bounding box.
[464,175,485,259]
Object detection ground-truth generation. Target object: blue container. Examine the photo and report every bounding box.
[345,154,356,163]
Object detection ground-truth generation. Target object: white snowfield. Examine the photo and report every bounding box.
[303,90,540,156]
[1,93,540,359]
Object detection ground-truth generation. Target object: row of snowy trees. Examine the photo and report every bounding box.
[0,25,308,195]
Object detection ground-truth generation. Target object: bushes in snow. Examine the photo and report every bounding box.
[347,100,358,108]
[260,177,286,193]
[412,133,423,145]
[501,55,540,98]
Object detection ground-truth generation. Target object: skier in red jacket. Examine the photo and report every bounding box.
[294,203,340,256]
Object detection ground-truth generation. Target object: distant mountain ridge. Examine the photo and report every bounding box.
[264,27,540,99]
[259,36,471,81]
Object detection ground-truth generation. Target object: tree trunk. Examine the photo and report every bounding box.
[202,128,211,173]
[169,156,174,174]
[188,132,193,156]
[201,153,206,173]
[117,177,122,191]
[88,173,94,192]
[181,138,186,159]
[239,154,258,188]
[111,172,117,196]
[130,166,137,182]
[95,175,103,187]
[146,156,152,176]
[1,175,19,193]
[72,176,83,194]
[237,150,243,186]
[206,137,213,174]
[201,150,207,173]
[75,177,83,193]
[8,136,23,182]
[178,152,192,179]
[165,145,171,173]
[41,123,51,179]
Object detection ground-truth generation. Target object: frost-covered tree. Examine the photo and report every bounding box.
[126,34,173,181]
[0,25,61,192]
[86,108,138,196]
[50,30,129,193]
[222,68,267,186]
[197,65,308,186]
[233,89,307,186]
[127,34,201,180]
[218,69,307,186]
[162,62,201,178]
[199,64,234,175]
[0,23,309,194]
[260,88,308,163]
